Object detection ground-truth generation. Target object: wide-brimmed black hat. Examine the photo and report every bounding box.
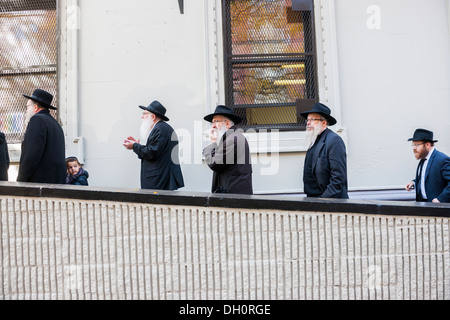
[204,105,242,124]
[139,100,169,121]
[300,102,337,126]
[23,89,56,110]
[408,128,438,143]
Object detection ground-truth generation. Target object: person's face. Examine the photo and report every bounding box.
[142,110,151,119]
[26,99,37,114]
[142,110,156,124]
[306,113,327,132]
[411,141,431,160]
[211,115,230,131]
[67,161,80,175]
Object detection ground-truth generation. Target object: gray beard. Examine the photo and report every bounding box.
[305,125,323,149]
[139,117,153,144]
[216,126,227,143]
[24,108,34,128]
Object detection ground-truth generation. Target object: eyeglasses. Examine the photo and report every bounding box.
[212,119,227,124]
[307,118,325,122]
[411,143,425,148]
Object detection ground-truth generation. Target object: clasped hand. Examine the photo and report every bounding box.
[123,136,139,150]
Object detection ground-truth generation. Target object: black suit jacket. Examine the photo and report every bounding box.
[133,121,184,190]
[17,109,66,184]
[0,132,9,181]
[304,128,348,199]
[414,149,450,202]
[203,126,253,195]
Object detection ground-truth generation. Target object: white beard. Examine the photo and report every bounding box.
[305,124,323,149]
[139,117,153,144]
[24,108,35,128]
[216,125,227,143]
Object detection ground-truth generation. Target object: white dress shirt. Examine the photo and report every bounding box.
[419,148,434,200]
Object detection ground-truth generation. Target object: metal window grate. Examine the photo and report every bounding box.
[223,0,318,131]
[0,0,58,143]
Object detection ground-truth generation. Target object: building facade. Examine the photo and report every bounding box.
[2,0,450,195]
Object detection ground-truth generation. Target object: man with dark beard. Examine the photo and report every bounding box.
[300,102,348,199]
[17,89,66,184]
[123,100,184,191]
[405,129,450,203]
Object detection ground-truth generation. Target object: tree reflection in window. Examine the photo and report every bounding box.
[223,0,317,130]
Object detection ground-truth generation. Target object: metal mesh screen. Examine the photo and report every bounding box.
[223,0,317,130]
[0,0,58,143]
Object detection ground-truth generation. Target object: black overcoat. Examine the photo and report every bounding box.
[0,132,10,181]
[17,109,66,184]
[133,121,184,190]
[203,126,253,195]
[304,128,348,199]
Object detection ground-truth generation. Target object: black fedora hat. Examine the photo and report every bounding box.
[204,105,242,124]
[408,128,438,143]
[300,102,337,126]
[23,89,56,110]
[139,100,169,121]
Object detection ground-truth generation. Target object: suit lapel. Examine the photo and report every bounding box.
[147,121,161,144]
[311,128,328,172]
[424,149,438,181]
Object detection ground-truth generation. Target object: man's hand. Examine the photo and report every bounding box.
[405,181,415,191]
[123,136,138,150]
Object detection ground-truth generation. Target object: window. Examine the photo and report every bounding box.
[222,0,318,131]
[0,0,58,143]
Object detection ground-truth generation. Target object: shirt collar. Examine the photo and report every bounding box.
[425,148,434,161]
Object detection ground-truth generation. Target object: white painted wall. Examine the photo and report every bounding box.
[334,0,450,190]
[75,0,210,190]
[60,0,450,194]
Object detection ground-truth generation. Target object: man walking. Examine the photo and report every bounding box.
[203,105,253,195]
[123,100,184,191]
[300,102,348,199]
[406,128,450,203]
[17,89,66,184]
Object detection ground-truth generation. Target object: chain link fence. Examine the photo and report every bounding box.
[0,0,58,143]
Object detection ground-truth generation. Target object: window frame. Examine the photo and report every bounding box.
[0,0,59,144]
[221,0,319,132]
[205,0,344,153]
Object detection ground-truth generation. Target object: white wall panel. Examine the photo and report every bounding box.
[1,196,448,300]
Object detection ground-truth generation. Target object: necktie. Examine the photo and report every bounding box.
[417,159,425,196]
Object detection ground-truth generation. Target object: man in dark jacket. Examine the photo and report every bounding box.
[300,102,348,199]
[405,129,450,203]
[123,100,184,191]
[17,89,66,184]
[0,131,9,181]
[203,105,253,195]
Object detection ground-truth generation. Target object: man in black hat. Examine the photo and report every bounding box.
[203,105,253,195]
[17,89,66,184]
[405,128,450,203]
[123,100,184,191]
[300,102,348,199]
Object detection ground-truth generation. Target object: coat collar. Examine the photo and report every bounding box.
[311,128,330,171]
